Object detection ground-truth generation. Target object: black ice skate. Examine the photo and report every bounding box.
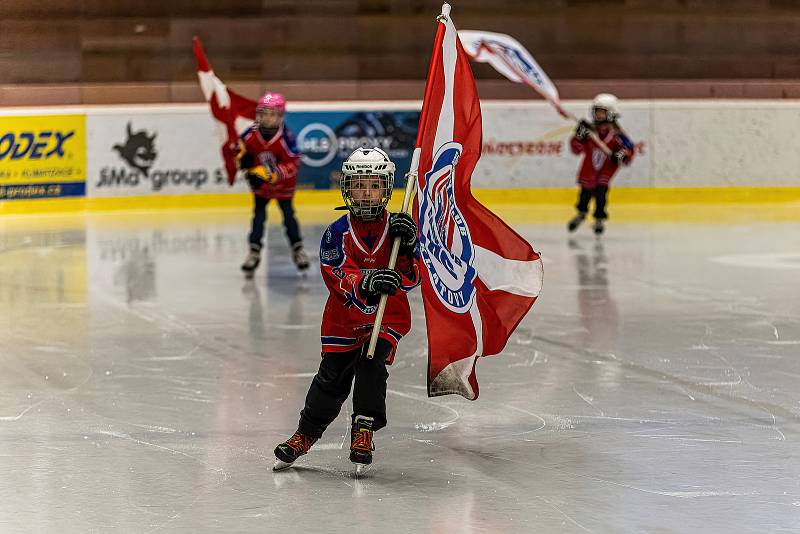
[567,213,586,233]
[350,415,375,474]
[292,243,310,273]
[273,430,317,471]
[241,247,261,278]
[593,219,605,235]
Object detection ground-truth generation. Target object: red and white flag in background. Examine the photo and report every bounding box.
[414,3,543,400]
[192,37,256,185]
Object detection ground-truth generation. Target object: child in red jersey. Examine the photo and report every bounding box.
[568,93,635,235]
[237,92,309,276]
[273,147,420,471]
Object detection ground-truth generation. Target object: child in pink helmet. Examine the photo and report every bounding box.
[237,92,309,276]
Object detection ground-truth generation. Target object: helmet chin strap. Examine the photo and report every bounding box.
[337,205,385,220]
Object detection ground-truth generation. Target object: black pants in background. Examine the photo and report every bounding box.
[248,195,302,251]
[298,339,393,439]
[576,185,609,220]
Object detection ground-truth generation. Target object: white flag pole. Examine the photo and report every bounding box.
[366,147,421,359]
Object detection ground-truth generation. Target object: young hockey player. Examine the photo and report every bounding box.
[237,92,309,277]
[567,93,635,235]
[273,147,419,472]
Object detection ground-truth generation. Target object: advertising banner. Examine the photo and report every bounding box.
[86,109,422,196]
[0,114,87,200]
[8,99,799,205]
[284,110,421,189]
[86,111,249,198]
[475,102,651,188]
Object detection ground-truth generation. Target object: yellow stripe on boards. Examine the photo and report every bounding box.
[470,187,800,204]
[1,188,800,225]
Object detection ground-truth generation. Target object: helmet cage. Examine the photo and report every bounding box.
[592,106,617,123]
[341,148,395,220]
[255,107,284,129]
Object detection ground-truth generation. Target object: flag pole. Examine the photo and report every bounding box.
[366,2,446,359]
[366,147,421,359]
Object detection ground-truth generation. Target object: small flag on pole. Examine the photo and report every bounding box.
[193,37,257,185]
[458,29,614,154]
[458,30,569,118]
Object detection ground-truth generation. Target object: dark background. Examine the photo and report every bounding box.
[4,0,800,103]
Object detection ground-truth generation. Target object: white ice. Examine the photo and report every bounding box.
[1,210,799,533]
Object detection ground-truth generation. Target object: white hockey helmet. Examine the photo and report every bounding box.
[341,147,396,220]
[591,93,620,122]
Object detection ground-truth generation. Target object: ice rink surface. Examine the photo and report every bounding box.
[1,207,799,533]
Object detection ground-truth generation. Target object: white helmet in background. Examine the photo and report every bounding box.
[341,147,396,219]
[591,93,620,123]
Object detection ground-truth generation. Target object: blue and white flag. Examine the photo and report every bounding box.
[458,30,569,118]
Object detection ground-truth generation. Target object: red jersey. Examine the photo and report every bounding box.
[319,212,420,362]
[569,124,634,189]
[239,124,300,200]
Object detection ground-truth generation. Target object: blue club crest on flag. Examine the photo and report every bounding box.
[418,142,477,313]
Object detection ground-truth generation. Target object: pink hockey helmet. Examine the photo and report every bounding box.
[256,92,286,113]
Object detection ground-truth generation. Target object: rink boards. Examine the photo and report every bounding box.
[2,100,800,214]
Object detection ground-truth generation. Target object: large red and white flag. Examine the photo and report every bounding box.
[414,4,543,400]
[192,37,257,185]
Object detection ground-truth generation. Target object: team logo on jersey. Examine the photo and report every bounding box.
[418,142,477,313]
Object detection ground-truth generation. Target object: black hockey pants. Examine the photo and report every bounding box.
[298,339,392,439]
[248,195,302,251]
[576,185,609,220]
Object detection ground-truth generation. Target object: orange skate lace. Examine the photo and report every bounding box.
[286,431,314,454]
[351,428,373,452]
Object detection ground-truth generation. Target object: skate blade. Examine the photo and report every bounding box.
[273,459,294,471]
[352,463,371,477]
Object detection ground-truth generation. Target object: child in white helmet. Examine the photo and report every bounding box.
[568,93,635,235]
[273,147,420,472]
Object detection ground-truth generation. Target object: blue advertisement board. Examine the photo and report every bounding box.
[284,110,420,190]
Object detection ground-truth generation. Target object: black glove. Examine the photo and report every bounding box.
[389,212,417,252]
[237,151,254,170]
[359,268,402,296]
[611,150,629,165]
[574,119,592,141]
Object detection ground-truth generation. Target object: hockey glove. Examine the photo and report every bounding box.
[575,119,592,141]
[611,150,629,166]
[389,212,417,253]
[250,165,278,183]
[236,142,255,170]
[360,268,402,296]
